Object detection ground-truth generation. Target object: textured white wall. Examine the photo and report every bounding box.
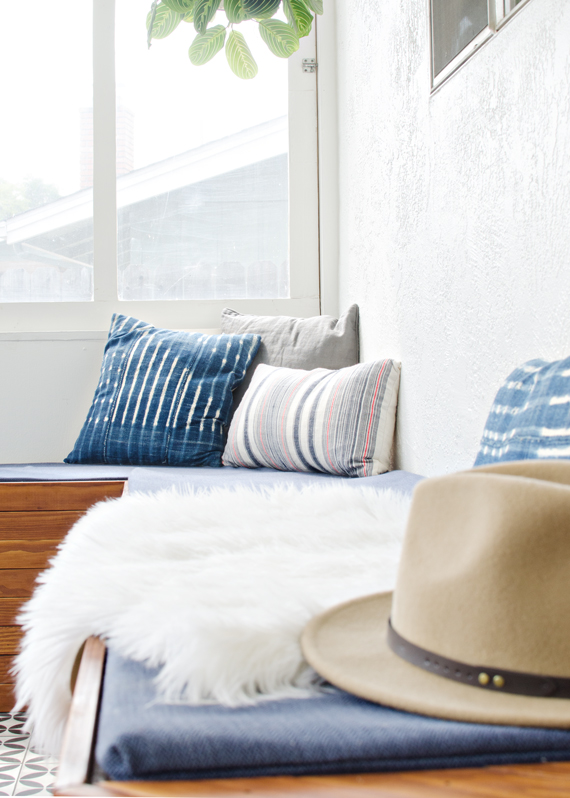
[336,0,570,476]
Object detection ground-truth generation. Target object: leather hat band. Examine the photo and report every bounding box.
[387,619,570,699]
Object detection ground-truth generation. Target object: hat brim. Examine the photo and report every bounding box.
[301,592,570,728]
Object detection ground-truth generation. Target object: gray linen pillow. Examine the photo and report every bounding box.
[221,305,360,409]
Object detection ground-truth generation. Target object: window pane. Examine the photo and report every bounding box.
[0,0,93,302]
[432,0,488,77]
[116,1,289,301]
[504,0,525,13]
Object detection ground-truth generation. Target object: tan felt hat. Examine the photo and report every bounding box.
[302,460,570,727]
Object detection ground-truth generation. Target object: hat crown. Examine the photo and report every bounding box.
[391,461,570,679]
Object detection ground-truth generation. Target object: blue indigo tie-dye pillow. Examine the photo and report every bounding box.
[65,314,261,467]
[474,357,570,467]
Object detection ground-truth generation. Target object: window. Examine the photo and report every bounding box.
[0,0,320,331]
[430,0,531,88]
[0,0,93,303]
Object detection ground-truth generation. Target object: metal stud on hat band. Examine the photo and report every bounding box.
[387,619,570,699]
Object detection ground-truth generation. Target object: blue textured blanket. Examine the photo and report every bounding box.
[97,653,570,780]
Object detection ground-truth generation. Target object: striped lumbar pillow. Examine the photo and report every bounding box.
[223,360,401,477]
[474,356,570,466]
[65,314,260,467]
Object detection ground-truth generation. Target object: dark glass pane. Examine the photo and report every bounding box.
[432,0,488,77]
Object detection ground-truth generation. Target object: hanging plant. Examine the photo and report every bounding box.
[146,0,322,79]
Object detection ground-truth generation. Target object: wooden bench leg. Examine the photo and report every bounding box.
[53,636,111,796]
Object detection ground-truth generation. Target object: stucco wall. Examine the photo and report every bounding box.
[335,0,570,476]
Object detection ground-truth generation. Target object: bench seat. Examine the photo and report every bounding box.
[90,467,568,783]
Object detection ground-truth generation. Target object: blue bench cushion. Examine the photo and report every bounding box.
[0,464,423,497]
[0,463,134,482]
[126,465,423,494]
[97,653,570,781]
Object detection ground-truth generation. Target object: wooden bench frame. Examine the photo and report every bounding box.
[0,480,126,711]
[54,636,570,797]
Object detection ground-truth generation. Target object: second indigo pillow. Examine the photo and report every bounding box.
[65,314,261,467]
[474,356,570,466]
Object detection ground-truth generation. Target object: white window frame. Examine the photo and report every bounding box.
[0,0,324,332]
[430,0,534,90]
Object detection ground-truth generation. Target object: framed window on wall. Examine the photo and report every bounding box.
[430,0,530,89]
[0,0,320,332]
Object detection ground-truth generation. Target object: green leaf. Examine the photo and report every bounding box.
[182,7,195,21]
[224,0,250,23]
[258,19,299,57]
[162,0,194,12]
[194,0,221,32]
[304,0,322,13]
[242,0,280,20]
[146,3,182,39]
[283,0,312,36]
[225,30,258,78]
[188,24,226,64]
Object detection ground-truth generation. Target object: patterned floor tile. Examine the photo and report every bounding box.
[0,714,27,739]
[0,714,59,796]
[13,755,57,797]
[0,740,27,757]
[0,746,28,797]
[0,737,28,756]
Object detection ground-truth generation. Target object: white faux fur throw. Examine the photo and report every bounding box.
[13,484,410,756]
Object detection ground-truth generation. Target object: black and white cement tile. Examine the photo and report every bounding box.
[0,714,57,797]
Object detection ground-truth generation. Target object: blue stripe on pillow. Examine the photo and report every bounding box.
[474,357,570,466]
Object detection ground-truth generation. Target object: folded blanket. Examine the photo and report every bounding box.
[97,653,570,780]
[13,483,410,755]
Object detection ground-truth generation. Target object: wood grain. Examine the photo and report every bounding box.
[95,763,570,797]
[0,598,24,625]
[56,788,118,796]
[54,636,107,795]
[0,482,125,712]
[0,569,38,597]
[0,655,14,683]
[0,511,82,540]
[0,626,23,654]
[0,539,59,568]
[0,682,14,710]
[0,481,125,512]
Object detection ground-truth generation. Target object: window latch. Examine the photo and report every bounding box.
[302,58,317,73]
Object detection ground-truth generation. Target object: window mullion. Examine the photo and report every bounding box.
[93,0,118,303]
[287,29,320,304]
